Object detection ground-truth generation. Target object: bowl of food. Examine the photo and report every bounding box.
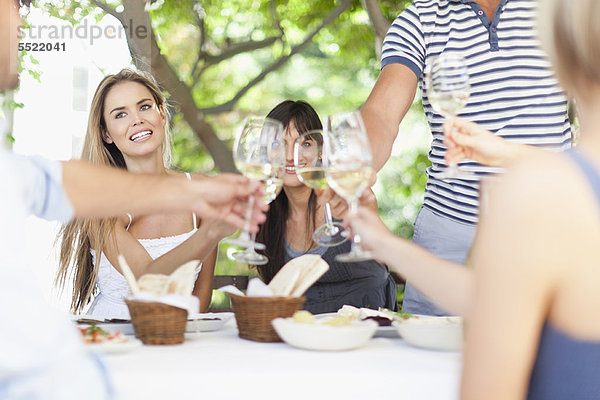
[272,311,378,351]
[394,315,463,351]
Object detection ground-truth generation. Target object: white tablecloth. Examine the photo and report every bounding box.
[104,322,461,400]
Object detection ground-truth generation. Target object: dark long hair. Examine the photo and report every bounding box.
[255,100,323,283]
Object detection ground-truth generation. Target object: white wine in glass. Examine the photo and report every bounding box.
[294,130,347,247]
[427,52,475,180]
[324,111,374,262]
[224,117,284,265]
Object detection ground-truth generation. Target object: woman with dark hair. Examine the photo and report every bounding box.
[255,100,398,313]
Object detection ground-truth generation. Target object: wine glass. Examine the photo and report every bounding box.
[427,53,476,180]
[294,130,347,247]
[323,111,374,262]
[224,117,284,265]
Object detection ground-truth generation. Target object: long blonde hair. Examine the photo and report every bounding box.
[56,68,172,313]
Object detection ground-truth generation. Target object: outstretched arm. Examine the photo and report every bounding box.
[361,63,418,171]
[61,160,266,231]
[347,207,473,316]
[443,118,541,168]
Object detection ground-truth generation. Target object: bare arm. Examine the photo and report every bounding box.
[101,216,234,279]
[461,161,562,399]
[361,63,418,171]
[193,247,217,313]
[60,160,266,231]
[444,118,542,168]
[347,207,472,315]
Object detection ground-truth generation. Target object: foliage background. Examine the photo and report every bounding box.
[29,0,430,308]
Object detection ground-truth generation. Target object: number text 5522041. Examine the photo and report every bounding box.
[18,42,66,52]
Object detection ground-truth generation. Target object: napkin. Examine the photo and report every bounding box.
[218,278,274,297]
[117,255,201,314]
[126,292,200,316]
[218,255,329,298]
[268,254,329,296]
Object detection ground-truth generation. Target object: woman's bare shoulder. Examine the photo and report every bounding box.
[494,151,581,205]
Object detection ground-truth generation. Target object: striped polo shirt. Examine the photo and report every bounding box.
[382,0,571,224]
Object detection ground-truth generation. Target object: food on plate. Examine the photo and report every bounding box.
[292,310,315,324]
[363,316,393,326]
[268,254,329,297]
[322,315,353,327]
[79,324,127,344]
[291,310,352,326]
[337,305,359,319]
[336,305,413,326]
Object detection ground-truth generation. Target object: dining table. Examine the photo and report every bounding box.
[101,318,462,400]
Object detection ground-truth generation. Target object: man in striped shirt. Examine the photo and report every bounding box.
[361,0,571,315]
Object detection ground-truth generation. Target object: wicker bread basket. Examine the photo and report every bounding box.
[126,300,188,345]
[229,294,306,342]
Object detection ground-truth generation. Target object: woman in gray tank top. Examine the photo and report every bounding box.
[254,100,398,314]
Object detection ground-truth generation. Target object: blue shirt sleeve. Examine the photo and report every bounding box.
[4,151,74,222]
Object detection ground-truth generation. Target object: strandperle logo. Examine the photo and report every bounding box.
[19,18,149,46]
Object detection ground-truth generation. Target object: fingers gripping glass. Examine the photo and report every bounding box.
[294,130,347,247]
[324,111,374,262]
[223,117,284,266]
[426,53,477,180]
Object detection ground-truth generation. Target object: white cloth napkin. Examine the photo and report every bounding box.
[126,292,199,316]
[218,277,274,297]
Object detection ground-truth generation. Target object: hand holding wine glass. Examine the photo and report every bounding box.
[324,111,374,262]
[294,130,347,247]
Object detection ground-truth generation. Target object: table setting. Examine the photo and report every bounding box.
[72,253,462,400]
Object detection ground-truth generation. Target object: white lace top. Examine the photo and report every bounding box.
[86,173,201,319]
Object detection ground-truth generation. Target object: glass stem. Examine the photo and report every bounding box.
[248,232,257,252]
[349,200,361,252]
[324,202,335,233]
[239,196,255,241]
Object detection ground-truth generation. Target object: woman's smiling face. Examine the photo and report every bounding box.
[284,121,322,188]
[102,80,166,160]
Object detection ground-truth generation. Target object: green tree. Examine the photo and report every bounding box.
[34,1,428,305]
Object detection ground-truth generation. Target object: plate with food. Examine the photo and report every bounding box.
[186,312,234,333]
[393,315,463,351]
[79,324,142,354]
[332,305,413,338]
[272,311,377,351]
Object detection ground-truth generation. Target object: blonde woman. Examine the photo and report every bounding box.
[58,69,234,317]
[348,0,600,398]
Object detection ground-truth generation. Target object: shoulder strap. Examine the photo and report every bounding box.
[125,213,133,231]
[566,149,600,206]
[185,173,198,228]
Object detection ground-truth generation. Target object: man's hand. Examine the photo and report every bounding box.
[189,173,267,233]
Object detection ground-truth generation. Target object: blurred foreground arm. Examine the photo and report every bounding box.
[61,160,266,231]
[444,118,541,167]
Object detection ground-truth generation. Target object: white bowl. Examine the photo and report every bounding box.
[271,317,377,351]
[394,316,463,351]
